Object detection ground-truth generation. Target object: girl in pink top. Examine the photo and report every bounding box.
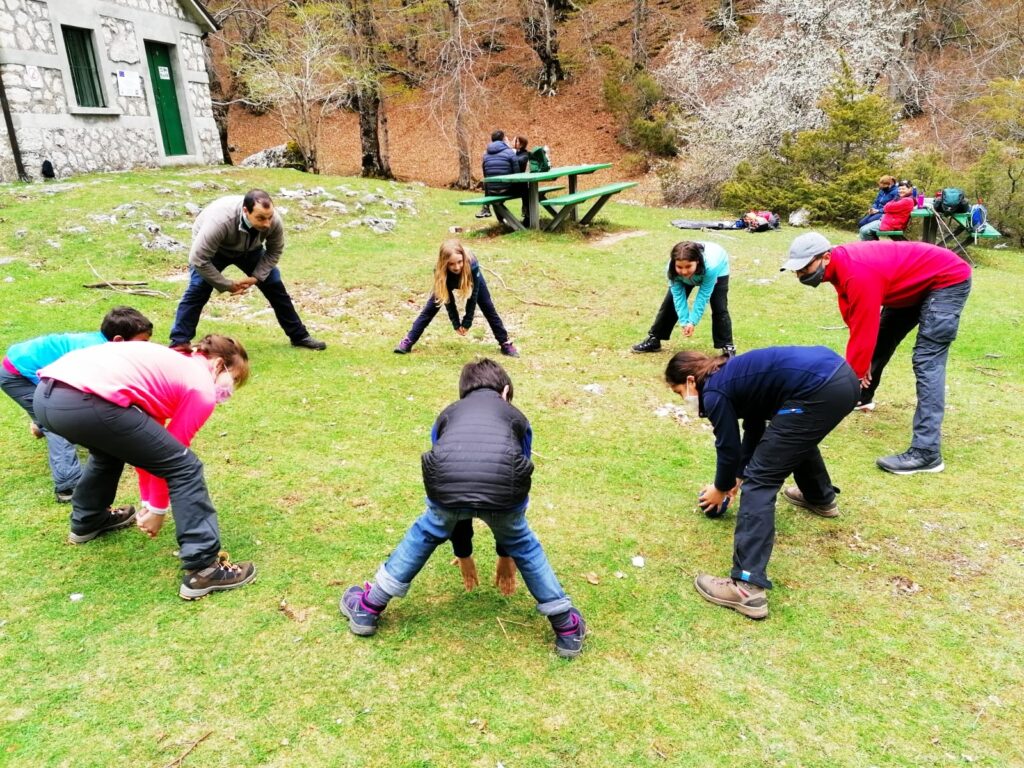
[34,335,256,600]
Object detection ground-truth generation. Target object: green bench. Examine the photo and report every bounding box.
[459,186,566,231]
[878,230,907,240]
[950,213,1001,239]
[540,181,637,230]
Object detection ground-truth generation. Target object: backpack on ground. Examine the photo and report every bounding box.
[528,146,551,173]
[969,202,988,233]
[933,187,969,215]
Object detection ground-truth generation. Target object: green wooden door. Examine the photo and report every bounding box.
[145,41,187,156]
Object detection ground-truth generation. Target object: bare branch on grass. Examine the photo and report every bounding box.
[84,260,172,298]
[161,730,213,768]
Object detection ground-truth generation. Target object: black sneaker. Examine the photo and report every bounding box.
[631,335,661,354]
[339,582,382,636]
[876,448,944,475]
[180,552,257,600]
[499,341,519,358]
[291,336,327,351]
[55,489,74,504]
[552,608,587,658]
[68,505,136,543]
[721,344,737,358]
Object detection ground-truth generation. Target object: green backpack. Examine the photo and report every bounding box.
[528,146,551,173]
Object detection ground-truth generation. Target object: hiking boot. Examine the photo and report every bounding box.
[853,399,876,412]
[782,486,839,518]
[721,344,737,358]
[499,341,519,358]
[694,574,768,619]
[551,608,586,659]
[339,582,383,636]
[393,336,413,354]
[55,489,74,504]
[68,505,137,544]
[291,335,327,351]
[179,552,257,600]
[475,206,492,219]
[876,448,944,475]
[631,335,661,354]
[30,421,44,439]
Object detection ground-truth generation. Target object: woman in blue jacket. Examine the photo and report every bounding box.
[665,346,859,619]
[632,241,735,357]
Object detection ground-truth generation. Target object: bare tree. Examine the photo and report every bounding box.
[522,0,571,95]
[631,0,649,69]
[345,0,392,178]
[657,0,914,200]
[231,2,357,174]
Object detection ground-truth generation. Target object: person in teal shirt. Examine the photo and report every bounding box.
[632,241,736,357]
[0,307,153,502]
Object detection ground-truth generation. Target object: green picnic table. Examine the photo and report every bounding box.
[908,203,1001,261]
[462,163,636,231]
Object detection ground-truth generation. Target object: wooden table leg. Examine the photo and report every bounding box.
[526,183,541,229]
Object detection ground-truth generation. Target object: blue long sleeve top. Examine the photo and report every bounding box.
[871,185,899,211]
[4,331,107,384]
[701,346,847,491]
[668,242,730,327]
[442,259,483,330]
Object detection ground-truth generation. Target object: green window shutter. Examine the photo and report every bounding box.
[62,26,106,108]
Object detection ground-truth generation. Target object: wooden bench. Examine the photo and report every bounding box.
[459,186,566,231]
[540,181,637,230]
[877,230,907,240]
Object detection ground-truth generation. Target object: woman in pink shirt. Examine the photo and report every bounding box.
[33,335,256,600]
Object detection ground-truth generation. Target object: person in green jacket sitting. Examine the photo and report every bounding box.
[631,241,736,357]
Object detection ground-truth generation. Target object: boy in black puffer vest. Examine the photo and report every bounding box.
[340,358,586,658]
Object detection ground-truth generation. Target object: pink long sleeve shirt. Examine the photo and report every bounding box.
[39,341,217,509]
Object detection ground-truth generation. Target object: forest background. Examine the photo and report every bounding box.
[203,0,1024,241]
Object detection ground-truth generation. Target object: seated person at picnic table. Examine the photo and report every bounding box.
[513,135,530,173]
[475,130,527,223]
[859,179,914,240]
[858,175,900,228]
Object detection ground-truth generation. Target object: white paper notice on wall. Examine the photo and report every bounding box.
[25,65,43,88]
[117,70,143,97]
[157,66,171,80]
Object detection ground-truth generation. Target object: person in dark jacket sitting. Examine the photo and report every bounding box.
[476,130,527,224]
[339,358,586,658]
[857,174,900,228]
[665,346,859,619]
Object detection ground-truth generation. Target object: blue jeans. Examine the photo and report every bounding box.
[859,279,971,454]
[169,248,309,345]
[1,369,82,492]
[858,220,882,240]
[373,499,572,616]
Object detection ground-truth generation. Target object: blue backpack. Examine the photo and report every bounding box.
[969,202,988,233]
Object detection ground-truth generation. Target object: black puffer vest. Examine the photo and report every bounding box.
[421,389,533,510]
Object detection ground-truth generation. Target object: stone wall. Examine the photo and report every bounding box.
[101,15,141,65]
[178,32,205,73]
[0,63,67,113]
[18,124,160,178]
[107,0,186,21]
[0,0,56,54]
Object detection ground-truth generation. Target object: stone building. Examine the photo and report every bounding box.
[0,0,221,182]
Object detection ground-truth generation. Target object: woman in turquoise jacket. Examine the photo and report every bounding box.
[632,241,735,356]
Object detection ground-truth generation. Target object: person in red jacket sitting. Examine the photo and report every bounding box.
[781,233,971,475]
[858,179,915,240]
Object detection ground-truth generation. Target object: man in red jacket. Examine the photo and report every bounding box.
[781,233,972,474]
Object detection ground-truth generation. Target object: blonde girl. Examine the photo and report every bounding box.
[394,240,519,357]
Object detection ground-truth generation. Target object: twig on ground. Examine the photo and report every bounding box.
[481,265,588,308]
[817,325,846,331]
[496,616,529,642]
[162,730,213,768]
[971,366,1004,378]
[85,258,172,298]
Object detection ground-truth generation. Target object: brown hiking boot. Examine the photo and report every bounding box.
[68,505,137,544]
[782,486,839,518]
[694,574,768,619]
[180,551,256,600]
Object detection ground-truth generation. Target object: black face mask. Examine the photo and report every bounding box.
[798,261,826,288]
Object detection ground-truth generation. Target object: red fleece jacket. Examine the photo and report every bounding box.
[824,242,971,377]
[879,195,915,231]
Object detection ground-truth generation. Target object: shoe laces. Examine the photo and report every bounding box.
[212,550,243,575]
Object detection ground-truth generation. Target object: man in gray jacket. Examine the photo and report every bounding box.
[169,189,326,351]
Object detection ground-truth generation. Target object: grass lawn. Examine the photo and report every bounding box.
[0,167,1022,767]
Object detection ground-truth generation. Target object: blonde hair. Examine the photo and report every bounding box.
[194,334,250,387]
[433,239,474,307]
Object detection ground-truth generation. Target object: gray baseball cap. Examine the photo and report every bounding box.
[780,232,832,272]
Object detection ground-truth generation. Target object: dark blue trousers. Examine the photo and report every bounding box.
[730,366,860,589]
[648,277,733,348]
[406,275,509,345]
[169,248,309,345]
